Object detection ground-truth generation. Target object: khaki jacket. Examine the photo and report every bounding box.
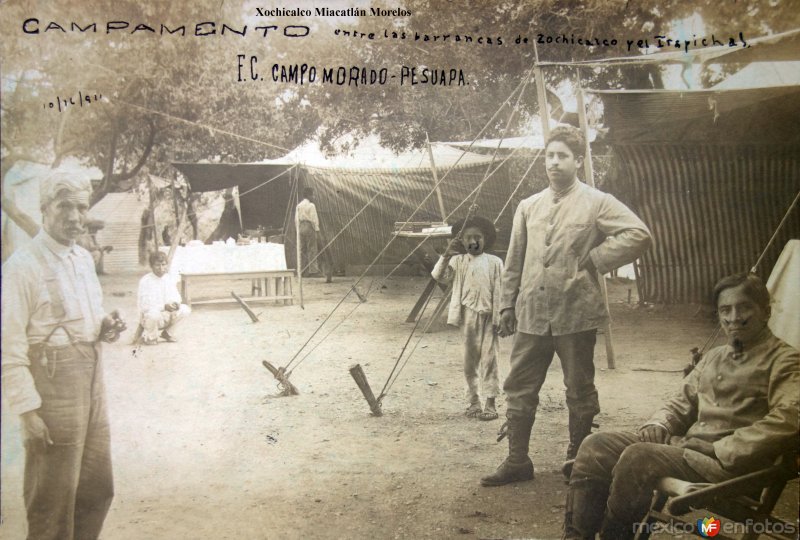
[648,329,800,481]
[500,181,652,335]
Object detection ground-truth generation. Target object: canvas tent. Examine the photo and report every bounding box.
[88,192,149,272]
[597,85,800,303]
[173,141,531,273]
[767,239,800,350]
[527,27,800,304]
[2,162,45,262]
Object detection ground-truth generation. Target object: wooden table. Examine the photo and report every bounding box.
[180,270,295,307]
[393,230,453,328]
[165,243,294,307]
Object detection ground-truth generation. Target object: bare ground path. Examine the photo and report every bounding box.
[2,274,797,539]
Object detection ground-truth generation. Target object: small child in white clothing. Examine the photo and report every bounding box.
[137,251,191,345]
[431,216,504,421]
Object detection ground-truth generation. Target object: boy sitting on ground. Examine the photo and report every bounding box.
[432,216,505,421]
[138,251,191,345]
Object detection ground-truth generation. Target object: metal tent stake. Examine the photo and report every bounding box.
[349,364,383,416]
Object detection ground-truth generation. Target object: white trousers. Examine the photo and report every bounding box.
[141,304,191,340]
[461,306,501,400]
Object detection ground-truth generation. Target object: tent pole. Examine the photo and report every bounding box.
[233,186,243,233]
[147,175,160,251]
[425,132,447,221]
[294,170,304,309]
[166,204,188,269]
[576,70,616,369]
[170,176,180,228]
[533,42,551,141]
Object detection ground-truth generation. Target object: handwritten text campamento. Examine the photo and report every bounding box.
[20,19,751,54]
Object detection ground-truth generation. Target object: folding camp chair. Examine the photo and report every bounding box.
[635,452,798,540]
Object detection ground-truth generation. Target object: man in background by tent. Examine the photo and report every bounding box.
[77,219,113,274]
[482,125,652,487]
[296,187,322,278]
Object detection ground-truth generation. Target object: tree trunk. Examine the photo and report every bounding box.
[92,121,120,207]
[1,154,42,238]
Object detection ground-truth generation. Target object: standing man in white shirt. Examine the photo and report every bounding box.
[296,187,321,277]
[137,251,191,345]
[481,125,652,487]
[1,171,127,539]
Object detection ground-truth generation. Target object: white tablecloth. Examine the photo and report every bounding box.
[164,243,287,277]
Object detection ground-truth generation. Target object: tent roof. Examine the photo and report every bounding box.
[174,136,498,193]
[88,192,148,225]
[594,85,800,144]
[712,61,800,90]
[280,136,493,168]
[173,162,294,193]
[443,131,600,151]
[3,159,103,191]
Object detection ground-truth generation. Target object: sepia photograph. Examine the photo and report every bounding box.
[1,0,798,538]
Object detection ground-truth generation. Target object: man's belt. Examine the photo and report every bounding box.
[28,341,98,366]
[29,341,96,354]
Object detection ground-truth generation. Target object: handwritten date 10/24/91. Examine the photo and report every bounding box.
[44,92,103,113]
[237,56,467,87]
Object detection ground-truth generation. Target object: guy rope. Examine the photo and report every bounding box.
[683,188,799,376]
[262,68,538,396]
[346,71,586,416]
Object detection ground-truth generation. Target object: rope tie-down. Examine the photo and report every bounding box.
[261,67,540,400]
[261,361,300,396]
[346,71,575,417]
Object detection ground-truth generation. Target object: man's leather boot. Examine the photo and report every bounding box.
[563,479,609,539]
[599,508,635,540]
[561,412,595,480]
[480,413,534,486]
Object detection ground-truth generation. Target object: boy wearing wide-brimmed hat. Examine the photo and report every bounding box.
[432,215,505,421]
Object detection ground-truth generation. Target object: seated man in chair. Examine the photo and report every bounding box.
[562,272,799,539]
[138,251,191,345]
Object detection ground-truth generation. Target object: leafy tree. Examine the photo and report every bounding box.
[2,0,797,225]
[299,0,799,151]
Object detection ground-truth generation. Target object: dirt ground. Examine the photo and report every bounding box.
[1,273,797,539]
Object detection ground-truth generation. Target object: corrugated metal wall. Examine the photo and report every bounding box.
[619,143,800,303]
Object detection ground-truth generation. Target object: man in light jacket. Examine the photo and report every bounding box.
[482,125,652,487]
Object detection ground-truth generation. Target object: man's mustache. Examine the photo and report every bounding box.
[724,317,749,328]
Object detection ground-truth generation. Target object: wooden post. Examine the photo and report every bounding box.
[349,364,382,416]
[576,73,616,369]
[147,175,160,251]
[262,360,299,396]
[294,173,304,309]
[425,132,447,221]
[534,67,551,142]
[532,41,551,142]
[169,176,180,228]
[231,291,260,323]
[166,204,187,267]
